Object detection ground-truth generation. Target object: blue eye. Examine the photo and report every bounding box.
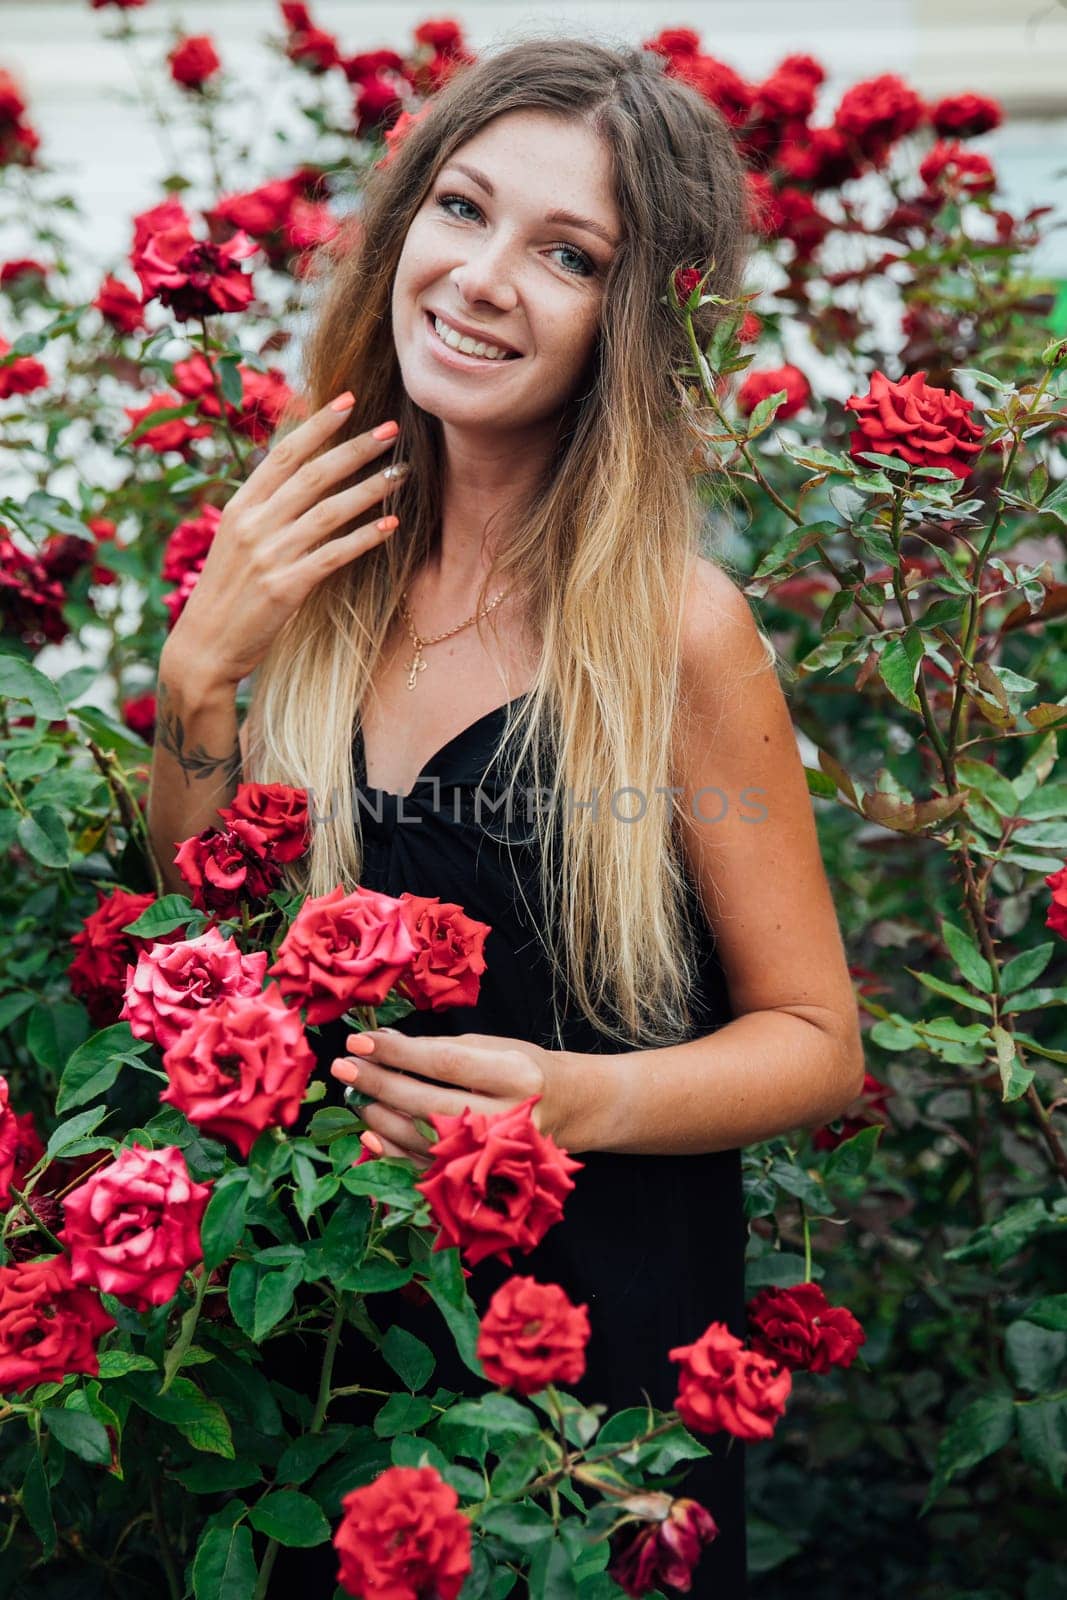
[434,193,596,279]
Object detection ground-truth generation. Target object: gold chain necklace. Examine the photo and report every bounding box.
[397,585,511,690]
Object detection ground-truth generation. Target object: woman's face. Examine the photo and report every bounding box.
[391,108,622,440]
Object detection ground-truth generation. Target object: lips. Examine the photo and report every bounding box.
[425,309,522,359]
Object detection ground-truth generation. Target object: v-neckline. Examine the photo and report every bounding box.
[354,691,534,800]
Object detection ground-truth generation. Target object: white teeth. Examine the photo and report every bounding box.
[432,314,513,362]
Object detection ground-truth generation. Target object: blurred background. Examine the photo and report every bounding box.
[2,0,1067,274]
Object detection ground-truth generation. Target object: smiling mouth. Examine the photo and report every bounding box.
[425,311,523,362]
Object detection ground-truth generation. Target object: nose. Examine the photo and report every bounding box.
[449,231,520,314]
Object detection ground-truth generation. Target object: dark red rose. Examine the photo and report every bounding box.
[218,783,310,863]
[279,1,313,26]
[121,691,157,742]
[413,19,466,54]
[673,267,703,304]
[739,310,762,342]
[752,67,817,127]
[416,1095,583,1269]
[737,364,811,421]
[393,894,489,1012]
[778,53,825,87]
[0,336,47,399]
[0,70,28,125]
[834,74,926,163]
[268,885,418,1024]
[1,258,47,287]
[779,125,863,189]
[674,54,753,127]
[68,886,158,1027]
[171,354,293,444]
[930,92,1001,139]
[333,1465,471,1600]
[0,1078,44,1208]
[168,35,221,90]
[280,4,341,73]
[609,1495,719,1598]
[845,369,985,479]
[174,819,281,918]
[919,140,996,198]
[124,393,213,454]
[744,171,776,236]
[747,1280,866,1374]
[341,49,407,84]
[160,984,316,1157]
[812,1071,893,1151]
[353,74,404,138]
[0,531,68,647]
[669,1321,792,1440]
[210,178,300,239]
[768,187,831,257]
[1047,864,1067,939]
[59,1144,212,1311]
[90,0,149,9]
[0,1256,115,1395]
[476,1275,590,1396]
[642,28,702,61]
[162,502,220,581]
[130,198,258,320]
[93,273,146,333]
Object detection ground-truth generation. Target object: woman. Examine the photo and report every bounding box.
[148,35,865,1596]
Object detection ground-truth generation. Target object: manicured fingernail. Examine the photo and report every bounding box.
[372,419,399,440]
[376,517,400,533]
[330,391,355,412]
[361,1131,384,1155]
[347,1034,376,1054]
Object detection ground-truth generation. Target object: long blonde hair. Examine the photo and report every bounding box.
[245,34,755,1049]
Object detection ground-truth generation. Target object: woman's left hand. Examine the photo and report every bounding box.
[329,1029,575,1170]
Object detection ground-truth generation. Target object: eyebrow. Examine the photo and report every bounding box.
[441,161,621,249]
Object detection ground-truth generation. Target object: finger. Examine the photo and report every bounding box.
[267,429,403,534]
[286,460,408,558]
[233,395,391,512]
[299,512,399,581]
[345,1032,533,1098]
[362,1100,432,1157]
[361,1128,430,1169]
[331,1058,474,1123]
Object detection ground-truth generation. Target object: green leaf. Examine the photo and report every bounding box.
[73,703,160,764]
[939,918,994,991]
[253,1263,303,1342]
[906,968,992,1014]
[878,630,923,712]
[122,894,203,938]
[1015,1397,1067,1492]
[0,653,65,720]
[0,991,34,1033]
[528,1534,580,1600]
[991,1024,1033,1102]
[128,1376,235,1459]
[1001,943,1055,996]
[18,805,70,868]
[445,1393,541,1439]
[41,1408,111,1465]
[174,1458,263,1494]
[218,355,245,409]
[96,1350,158,1379]
[274,1427,349,1486]
[26,1000,88,1073]
[57,1023,150,1114]
[1021,1294,1067,1333]
[424,1247,484,1379]
[920,1393,1015,1514]
[45,1104,108,1161]
[478,1501,555,1551]
[192,1522,257,1600]
[746,388,788,434]
[823,1123,884,1181]
[247,1490,330,1547]
[200,1168,250,1270]
[373,1393,436,1437]
[21,1453,56,1556]
[957,758,1019,817]
[1004,1320,1067,1394]
[228,1260,257,1338]
[490,1435,549,1498]
[381,1326,436,1394]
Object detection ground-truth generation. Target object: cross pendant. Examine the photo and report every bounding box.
[405,651,427,690]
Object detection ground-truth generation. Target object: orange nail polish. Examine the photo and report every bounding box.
[372,419,399,440]
[330,391,355,412]
[347,1034,375,1054]
[361,1131,384,1155]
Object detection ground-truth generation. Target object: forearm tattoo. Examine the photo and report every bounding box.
[155,680,243,788]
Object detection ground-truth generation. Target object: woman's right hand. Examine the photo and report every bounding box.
[162,393,405,689]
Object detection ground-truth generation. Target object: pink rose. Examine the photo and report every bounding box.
[59,1145,211,1311]
[121,927,268,1052]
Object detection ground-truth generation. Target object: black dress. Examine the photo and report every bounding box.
[284,694,748,1596]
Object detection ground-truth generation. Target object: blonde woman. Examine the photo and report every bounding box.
[149,36,865,1595]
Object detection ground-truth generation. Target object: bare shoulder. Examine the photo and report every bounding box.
[679,554,776,704]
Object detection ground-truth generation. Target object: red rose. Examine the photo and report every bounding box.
[413,19,466,54]
[416,1095,583,1269]
[1047,864,1067,939]
[121,692,157,742]
[59,1144,211,1311]
[812,1071,893,1151]
[668,1320,792,1440]
[333,1464,472,1600]
[168,35,221,90]
[931,92,1001,139]
[0,70,28,125]
[670,53,753,128]
[162,503,220,581]
[1,258,47,287]
[124,393,213,454]
[673,267,703,304]
[90,0,149,9]
[779,53,825,87]
[768,187,831,257]
[609,1495,719,1598]
[643,28,701,60]
[737,365,811,421]
[130,198,258,320]
[122,927,268,1052]
[279,2,314,28]
[378,107,431,167]
[283,198,339,255]
[268,884,418,1024]
[834,74,926,162]
[164,564,201,626]
[476,1275,590,1396]
[744,171,776,236]
[353,75,404,139]
[0,1078,43,1208]
[0,336,47,399]
[747,1280,866,1375]
[210,178,300,238]
[68,886,158,1027]
[0,1256,115,1395]
[919,140,996,198]
[393,894,489,1012]
[739,311,762,342]
[174,819,280,918]
[160,984,316,1157]
[0,531,67,647]
[171,355,293,444]
[218,783,310,863]
[342,49,407,84]
[779,125,862,189]
[845,369,985,479]
[751,67,817,127]
[94,274,146,333]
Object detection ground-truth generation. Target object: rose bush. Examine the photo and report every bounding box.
[0,7,1065,1599]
